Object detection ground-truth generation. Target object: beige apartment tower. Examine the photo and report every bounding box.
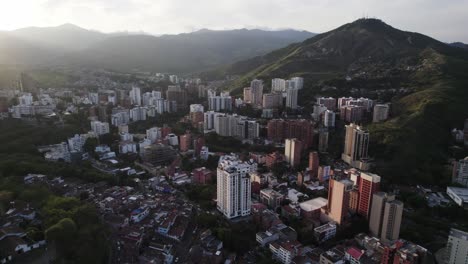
[369,192,403,243]
[328,178,354,225]
[446,228,468,264]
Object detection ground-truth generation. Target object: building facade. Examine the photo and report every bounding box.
[217,154,256,219]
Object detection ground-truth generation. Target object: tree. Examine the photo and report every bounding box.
[83,137,98,153]
[0,190,13,215]
[45,218,78,259]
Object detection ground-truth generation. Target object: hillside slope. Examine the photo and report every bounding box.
[217,18,468,184]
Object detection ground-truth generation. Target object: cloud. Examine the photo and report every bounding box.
[0,0,467,42]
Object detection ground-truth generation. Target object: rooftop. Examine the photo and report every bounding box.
[347,247,364,260]
[450,228,468,241]
[299,197,328,212]
[447,186,468,199]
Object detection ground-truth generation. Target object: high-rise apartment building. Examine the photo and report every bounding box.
[111,111,130,127]
[146,127,161,143]
[340,105,364,123]
[262,93,283,109]
[272,78,286,92]
[373,104,390,123]
[250,79,264,107]
[243,87,252,103]
[213,113,259,139]
[179,133,192,152]
[286,88,299,109]
[309,151,319,177]
[323,110,336,128]
[358,172,381,218]
[318,129,329,153]
[267,119,314,148]
[342,123,370,170]
[369,192,403,243]
[129,86,142,106]
[90,121,110,136]
[317,97,337,111]
[208,95,232,111]
[285,138,303,167]
[289,77,304,90]
[217,154,256,219]
[189,104,204,126]
[338,97,353,109]
[380,199,403,243]
[313,104,328,121]
[446,228,468,264]
[166,85,187,110]
[328,178,354,224]
[130,106,147,121]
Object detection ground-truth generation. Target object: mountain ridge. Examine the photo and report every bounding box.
[0,24,315,73]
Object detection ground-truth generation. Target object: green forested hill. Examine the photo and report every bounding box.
[213,18,468,184]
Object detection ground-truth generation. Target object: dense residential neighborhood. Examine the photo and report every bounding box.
[0,4,468,263]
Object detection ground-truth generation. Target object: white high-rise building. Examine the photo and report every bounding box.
[19,93,34,106]
[146,127,161,143]
[289,77,304,90]
[213,113,259,139]
[119,141,137,154]
[130,86,142,106]
[190,104,204,113]
[285,138,302,167]
[250,79,264,107]
[323,110,336,128]
[120,132,134,141]
[68,134,87,152]
[169,75,179,84]
[111,111,130,126]
[151,91,162,99]
[142,92,152,106]
[217,154,256,219]
[286,88,298,109]
[90,121,110,136]
[272,78,286,92]
[208,95,232,111]
[88,92,99,105]
[373,104,390,123]
[204,111,217,130]
[313,104,328,121]
[446,228,468,264]
[130,107,147,121]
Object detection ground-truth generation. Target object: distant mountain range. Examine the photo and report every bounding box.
[0,24,315,73]
[212,18,468,185]
[450,42,468,50]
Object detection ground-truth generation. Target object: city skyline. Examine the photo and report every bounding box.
[1,0,468,42]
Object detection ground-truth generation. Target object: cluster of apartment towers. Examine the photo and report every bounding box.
[217,124,404,244]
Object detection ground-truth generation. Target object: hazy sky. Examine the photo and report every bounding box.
[1,0,467,42]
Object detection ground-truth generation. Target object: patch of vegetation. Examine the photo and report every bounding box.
[27,69,76,88]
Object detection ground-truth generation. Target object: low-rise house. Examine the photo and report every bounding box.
[270,240,302,264]
[314,222,336,243]
[320,246,346,264]
[256,230,280,247]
